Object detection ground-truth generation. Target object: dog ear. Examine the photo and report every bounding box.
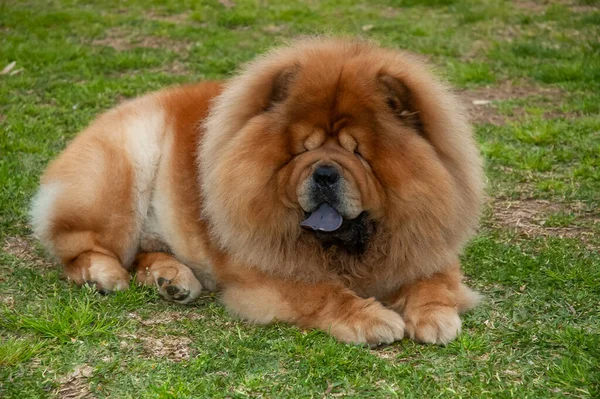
[377,74,424,133]
[264,65,300,111]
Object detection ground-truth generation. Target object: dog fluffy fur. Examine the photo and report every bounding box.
[31,39,484,346]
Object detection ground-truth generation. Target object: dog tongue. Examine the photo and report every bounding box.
[300,203,343,232]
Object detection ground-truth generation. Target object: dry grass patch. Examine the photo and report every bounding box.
[460,82,568,125]
[127,310,205,326]
[140,335,192,362]
[120,332,192,362]
[119,311,203,361]
[0,295,15,309]
[56,364,95,399]
[490,199,598,245]
[514,0,598,14]
[514,0,549,12]
[2,236,53,268]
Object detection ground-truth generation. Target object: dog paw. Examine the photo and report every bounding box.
[404,304,461,345]
[137,263,202,304]
[155,276,196,303]
[329,301,405,347]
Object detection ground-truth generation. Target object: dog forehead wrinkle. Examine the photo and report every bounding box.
[308,63,346,134]
[290,67,361,135]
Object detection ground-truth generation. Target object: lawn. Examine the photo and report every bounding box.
[1,0,599,397]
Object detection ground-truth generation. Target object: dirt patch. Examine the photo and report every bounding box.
[462,96,521,126]
[460,82,568,125]
[56,364,95,399]
[514,0,548,12]
[127,310,205,326]
[92,28,191,52]
[2,236,53,268]
[122,312,202,361]
[141,335,192,361]
[465,81,564,101]
[553,0,598,12]
[514,0,598,13]
[120,331,192,362]
[0,295,15,309]
[571,4,598,13]
[490,199,598,246]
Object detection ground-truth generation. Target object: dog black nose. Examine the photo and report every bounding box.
[313,165,340,185]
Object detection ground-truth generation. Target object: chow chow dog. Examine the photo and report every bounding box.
[31,38,484,346]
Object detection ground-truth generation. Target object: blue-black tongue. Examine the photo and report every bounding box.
[300,203,343,232]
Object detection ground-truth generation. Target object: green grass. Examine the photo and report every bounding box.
[1,0,599,397]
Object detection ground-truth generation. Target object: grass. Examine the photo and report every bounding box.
[1,0,599,397]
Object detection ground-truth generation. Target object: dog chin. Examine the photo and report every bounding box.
[309,212,375,254]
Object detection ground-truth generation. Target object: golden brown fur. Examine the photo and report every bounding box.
[31,39,484,345]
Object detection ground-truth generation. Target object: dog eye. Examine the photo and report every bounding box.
[291,148,307,156]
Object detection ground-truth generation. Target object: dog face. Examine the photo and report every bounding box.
[273,63,432,253]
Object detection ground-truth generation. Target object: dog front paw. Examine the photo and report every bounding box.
[404,304,461,345]
[328,300,405,347]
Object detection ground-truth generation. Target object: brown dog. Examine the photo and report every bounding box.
[31,39,484,346]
